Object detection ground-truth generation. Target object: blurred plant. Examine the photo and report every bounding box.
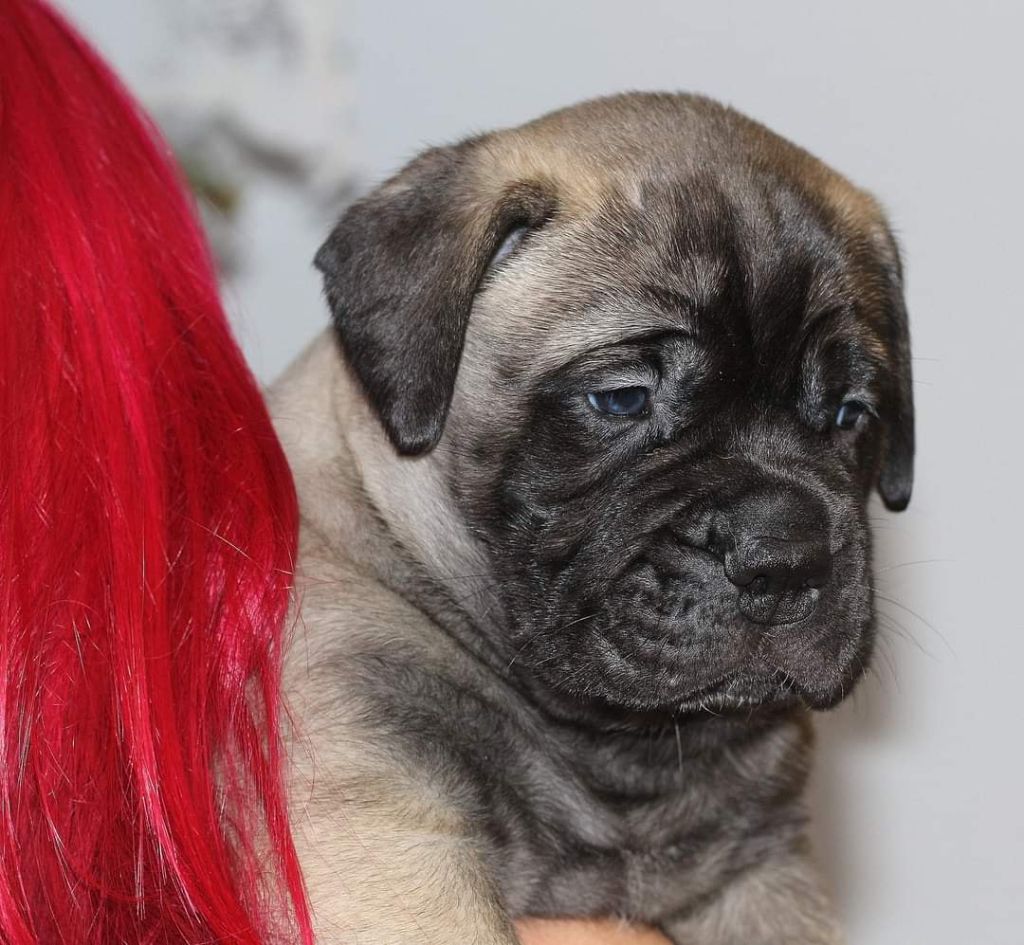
[132,0,356,274]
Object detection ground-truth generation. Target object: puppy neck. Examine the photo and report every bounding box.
[268,330,504,640]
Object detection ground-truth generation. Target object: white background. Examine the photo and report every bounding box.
[70,2,1024,942]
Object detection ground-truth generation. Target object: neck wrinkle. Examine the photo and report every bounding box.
[319,355,516,680]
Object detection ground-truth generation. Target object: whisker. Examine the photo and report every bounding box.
[874,592,952,655]
[875,557,952,575]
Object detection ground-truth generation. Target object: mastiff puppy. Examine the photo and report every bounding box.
[270,92,913,944]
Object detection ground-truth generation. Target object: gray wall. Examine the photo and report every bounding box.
[71,2,1024,943]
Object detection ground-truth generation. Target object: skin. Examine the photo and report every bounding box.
[515,919,672,945]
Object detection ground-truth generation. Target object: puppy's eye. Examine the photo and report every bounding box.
[835,400,871,430]
[587,386,650,417]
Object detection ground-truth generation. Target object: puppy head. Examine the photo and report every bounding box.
[316,93,914,715]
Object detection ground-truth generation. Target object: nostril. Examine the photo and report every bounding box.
[795,553,832,591]
[803,570,830,590]
[723,555,759,590]
[749,574,769,595]
[725,539,832,595]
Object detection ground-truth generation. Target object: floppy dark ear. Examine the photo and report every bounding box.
[877,241,915,511]
[315,143,553,455]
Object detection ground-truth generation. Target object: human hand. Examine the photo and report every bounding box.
[515,917,673,945]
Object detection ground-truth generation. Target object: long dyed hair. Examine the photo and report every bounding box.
[0,2,312,942]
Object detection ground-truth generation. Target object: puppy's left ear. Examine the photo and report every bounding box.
[315,142,552,455]
[877,238,915,511]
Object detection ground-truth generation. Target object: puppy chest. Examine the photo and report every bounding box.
[483,792,779,924]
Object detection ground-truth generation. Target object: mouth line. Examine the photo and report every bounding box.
[672,670,797,710]
[736,587,818,626]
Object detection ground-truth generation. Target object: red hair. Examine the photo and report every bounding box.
[0,2,312,942]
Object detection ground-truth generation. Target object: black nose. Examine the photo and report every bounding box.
[719,491,832,625]
[725,534,832,594]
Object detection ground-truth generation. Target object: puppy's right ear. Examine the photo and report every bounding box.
[315,144,552,455]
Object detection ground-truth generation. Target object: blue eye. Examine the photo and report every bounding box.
[587,386,650,417]
[835,400,870,430]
